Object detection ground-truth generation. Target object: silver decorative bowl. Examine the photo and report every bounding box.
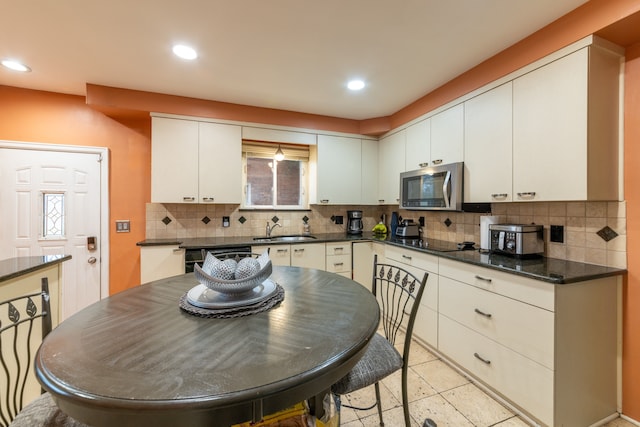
[194,252,272,295]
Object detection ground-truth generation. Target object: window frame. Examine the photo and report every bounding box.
[242,151,309,210]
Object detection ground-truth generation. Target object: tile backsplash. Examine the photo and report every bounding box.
[145,200,627,269]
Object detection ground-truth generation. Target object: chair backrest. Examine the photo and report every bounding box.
[371,254,428,362]
[0,278,52,426]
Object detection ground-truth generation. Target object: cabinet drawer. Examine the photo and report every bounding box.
[440,276,554,368]
[253,245,290,266]
[326,242,351,256]
[439,257,554,311]
[326,254,351,273]
[385,245,438,273]
[439,315,553,426]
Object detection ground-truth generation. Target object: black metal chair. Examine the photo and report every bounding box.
[1,278,86,427]
[332,255,430,427]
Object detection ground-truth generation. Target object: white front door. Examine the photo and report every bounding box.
[0,143,108,320]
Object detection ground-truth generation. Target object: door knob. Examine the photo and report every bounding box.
[88,257,97,264]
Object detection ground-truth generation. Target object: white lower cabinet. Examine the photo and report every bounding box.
[325,242,351,278]
[439,316,554,425]
[352,241,385,289]
[252,245,291,266]
[291,243,325,270]
[140,245,185,283]
[437,257,618,427]
[384,245,438,349]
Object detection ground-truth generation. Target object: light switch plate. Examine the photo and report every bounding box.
[115,220,130,233]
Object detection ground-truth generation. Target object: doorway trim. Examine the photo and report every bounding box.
[0,140,110,299]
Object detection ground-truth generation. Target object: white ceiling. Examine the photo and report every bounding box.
[0,0,588,120]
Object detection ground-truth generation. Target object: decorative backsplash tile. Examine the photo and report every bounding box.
[145,200,627,269]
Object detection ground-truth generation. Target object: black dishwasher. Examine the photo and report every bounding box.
[184,246,252,273]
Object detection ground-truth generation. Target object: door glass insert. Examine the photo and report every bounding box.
[42,192,65,238]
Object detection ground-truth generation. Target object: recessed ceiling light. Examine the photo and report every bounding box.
[347,79,365,91]
[172,44,198,60]
[1,59,31,72]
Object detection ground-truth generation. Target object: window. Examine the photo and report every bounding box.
[242,142,309,209]
[42,192,65,238]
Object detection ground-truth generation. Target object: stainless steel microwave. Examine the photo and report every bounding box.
[399,162,463,211]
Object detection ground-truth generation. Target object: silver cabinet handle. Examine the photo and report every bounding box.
[491,193,508,198]
[333,247,344,253]
[277,249,288,253]
[202,197,214,202]
[183,196,196,202]
[474,308,492,318]
[88,257,97,264]
[517,192,536,198]
[294,248,305,253]
[432,159,443,165]
[475,275,492,283]
[333,262,344,267]
[378,199,385,203]
[402,254,412,260]
[172,248,183,253]
[419,162,428,168]
[320,199,329,204]
[474,352,491,365]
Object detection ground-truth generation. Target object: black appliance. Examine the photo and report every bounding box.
[184,245,252,273]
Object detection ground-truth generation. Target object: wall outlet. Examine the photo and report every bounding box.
[222,216,230,227]
[335,215,343,225]
[115,220,130,233]
[550,225,564,243]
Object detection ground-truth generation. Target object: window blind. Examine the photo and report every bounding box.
[242,140,310,161]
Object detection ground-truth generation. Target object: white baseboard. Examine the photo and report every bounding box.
[622,414,640,426]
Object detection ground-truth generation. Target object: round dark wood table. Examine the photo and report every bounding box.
[35,266,380,427]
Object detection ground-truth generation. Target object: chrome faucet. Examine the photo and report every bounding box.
[266,221,282,238]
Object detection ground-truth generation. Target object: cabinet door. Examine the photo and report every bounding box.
[199,122,242,204]
[140,245,185,283]
[464,83,513,202]
[151,117,199,203]
[253,245,291,266]
[513,48,588,201]
[377,129,405,204]
[291,243,325,269]
[361,139,379,205]
[430,104,464,165]
[405,118,431,170]
[317,135,362,204]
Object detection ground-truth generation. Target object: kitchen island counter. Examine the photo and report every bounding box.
[0,254,71,283]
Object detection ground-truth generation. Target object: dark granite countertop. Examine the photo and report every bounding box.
[137,233,626,285]
[0,254,72,283]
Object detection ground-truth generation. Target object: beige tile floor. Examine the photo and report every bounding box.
[339,333,635,427]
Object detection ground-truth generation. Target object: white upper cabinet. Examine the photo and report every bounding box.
[361,139,379,205]
[316,135,362,204]
[378,129,406,205]
[430,104,464,166]
[152,117,199,203]
[198,121,242,203]
[405,118,431,170]
[512,45,621,201]
[151,116,242,203]
[464,82,513,203]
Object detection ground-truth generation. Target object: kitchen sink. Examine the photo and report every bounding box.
[253,235,317,242]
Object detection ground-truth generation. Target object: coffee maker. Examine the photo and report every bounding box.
[347,210,363,235]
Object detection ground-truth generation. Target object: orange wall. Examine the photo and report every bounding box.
[0,85,150,295]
